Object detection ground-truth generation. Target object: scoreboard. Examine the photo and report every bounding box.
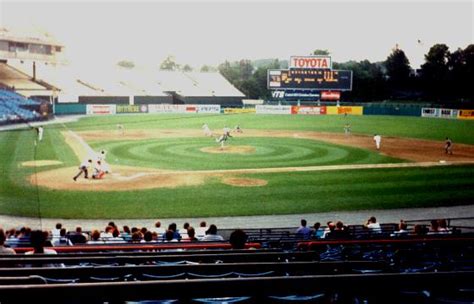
[268,69,353,91]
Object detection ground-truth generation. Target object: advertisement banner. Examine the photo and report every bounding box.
[326,106,363,115]
[271,90,320,100]
[196,104,221,114]
[86,104,116,115]
[148,104,188,113]
[224,108,256,114]
[421,108,438,118]
[290,56,332,70]
[321,91,341,101]
[268,69,353,91]
[256,105,292,115]
[291,106,327,115]
[116,104,148,114]
[458,109,474,120]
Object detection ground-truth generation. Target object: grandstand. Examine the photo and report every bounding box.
[0,218,473,303]
[0,89,42,124]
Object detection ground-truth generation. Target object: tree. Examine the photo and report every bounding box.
[117,60,135,69]
[181,64,193,72]
[384,48,411,89]
[312,49,330,55]
[200,65,216,72]
[160,55,179,71]
[420,44,450,99]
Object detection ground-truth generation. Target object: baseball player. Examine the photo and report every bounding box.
[215,131,232,150]
[92,160,106,179]
[373,134,382,150]
[445,137,453,155]
[234,125,243,133]
[73,159,92,181]
[96,150,111,173]
[202,123,212,137]
[344,123,351,135]
[117,124,124,135]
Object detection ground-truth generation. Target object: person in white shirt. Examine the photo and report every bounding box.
[202,123,212,137]
[365,216,382,234]
[201,224,224,242]
[73,159,92,181]
[373,134,382,150]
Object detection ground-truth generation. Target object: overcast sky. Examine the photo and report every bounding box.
[1,0,472,69]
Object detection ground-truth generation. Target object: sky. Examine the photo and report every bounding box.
[0,0,472,69]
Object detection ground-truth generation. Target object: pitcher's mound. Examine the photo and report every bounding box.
[22,160,63,167]
[201,145,256,154]
[222,177,268,187]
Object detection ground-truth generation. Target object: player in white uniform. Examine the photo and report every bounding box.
[202,123,212,137]
[373,134,382,150]
[96,150,111,173]
[216,127,233,150]
[73,159,92,181]
[37,126,44,141]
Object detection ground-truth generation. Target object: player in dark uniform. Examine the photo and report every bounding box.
[445,137,453,155]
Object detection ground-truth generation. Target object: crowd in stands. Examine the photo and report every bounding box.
[0,216,460,254]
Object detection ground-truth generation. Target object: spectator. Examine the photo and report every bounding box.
[26,230,57,255]
[202,224,224,241]
[322,221,335,239]
[312,222,324,239]
[438,219,451,234]
[162,223,181,241]
[100,225,115,240]
[391,220,409,237]
[0,228,16,254]
[120,225,132,241]
[131,232,143,243]
[52,228,72,246]
[365,216,382,234]
[196,221,207,238]
[51,223,62,241]
[296,219,312,239]
[327,221,349,239]
[183,227,198,242]
[88,230,104,244]
[141,231,155,243]
[151,221,165,236]
[229,229,248,249]
[106,229,125,243]
[428,220,447,235]
[163,230,178,242]
[69,226,88,244]
[412,224,427,236]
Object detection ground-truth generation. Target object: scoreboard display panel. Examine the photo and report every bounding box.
[268,69,353,91]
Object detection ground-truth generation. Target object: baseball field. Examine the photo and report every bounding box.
[1,113,474,219]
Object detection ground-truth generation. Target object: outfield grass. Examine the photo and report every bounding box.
[0,114,473,219]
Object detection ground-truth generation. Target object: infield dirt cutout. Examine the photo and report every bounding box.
[29,129,474,191]
[200,145,256,154]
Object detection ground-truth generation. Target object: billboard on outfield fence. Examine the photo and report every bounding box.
[268,69,352,91]
[256,105,292,115]
[196,104,221,113]
[224,108,256,114]
[86,104,116,115]
[326,106,363,115]
[291,106,327,115]
[422,108,458,119]
[116,105,148,114]
[148,104,187,113]
[458,109,474,120]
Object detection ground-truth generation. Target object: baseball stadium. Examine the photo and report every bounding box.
[0,0,473,302]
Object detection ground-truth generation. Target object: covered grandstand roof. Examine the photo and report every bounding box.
[0,62,52,96]
[7,62,244,102]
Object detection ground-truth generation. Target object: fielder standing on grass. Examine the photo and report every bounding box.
[373,134,382,150]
